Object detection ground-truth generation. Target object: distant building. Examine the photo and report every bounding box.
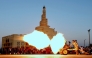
[35,6,57,40]
[2,6,57,49]
[2,34,26,48]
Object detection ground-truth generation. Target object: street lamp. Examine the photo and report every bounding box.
[84,39,86,47]
[88,29,91,46]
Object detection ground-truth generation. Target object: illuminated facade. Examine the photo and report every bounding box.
[35,6,57,39]
[2,34,26,48]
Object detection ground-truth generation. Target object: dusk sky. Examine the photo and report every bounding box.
[0,0,92,48]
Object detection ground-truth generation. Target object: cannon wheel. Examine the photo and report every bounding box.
[62,49,68,55]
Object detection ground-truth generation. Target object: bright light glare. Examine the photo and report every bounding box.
[23,30,50,50]
[23,30,66,54]
[50,33,66,54]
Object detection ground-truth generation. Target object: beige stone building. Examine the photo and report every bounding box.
[35,6,57,39]
[2,6,57,48]
[2,34,27,48]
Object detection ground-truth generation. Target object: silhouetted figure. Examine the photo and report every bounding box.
[72,40,79,55]
[68,41,71,47]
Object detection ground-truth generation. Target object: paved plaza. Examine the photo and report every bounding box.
[0,55,92,58]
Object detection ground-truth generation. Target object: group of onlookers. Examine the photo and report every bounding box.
[79,46,92,54]
[69,40,92,55]
[0,46,53,54]
[0,45,92,55]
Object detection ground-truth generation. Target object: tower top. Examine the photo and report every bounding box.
[39,6,49,27]
[43,6,45,9]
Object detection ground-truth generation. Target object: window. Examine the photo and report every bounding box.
[17,42,20,48]
[17,42,20,45]
[8,43,10,46]
[7,39,9,42]
[6,39,7,42]
[6,44,7,46]
[21,42,24,45]
[4,44,5,46]
[6,39,9,42]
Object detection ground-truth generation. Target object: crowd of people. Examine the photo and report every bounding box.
[0,46,53,54]
[79,46,92,54]
[0,43,92,55]
[70,40,92,55]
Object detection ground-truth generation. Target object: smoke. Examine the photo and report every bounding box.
[23,30,50,50]
[50,33,66,54]
[23,30,66,54]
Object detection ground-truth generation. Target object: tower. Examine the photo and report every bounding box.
[35,6,57,39]
[40,6,50,27]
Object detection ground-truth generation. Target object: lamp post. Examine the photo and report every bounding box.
[84,39,86,47]
[88,29,91,46]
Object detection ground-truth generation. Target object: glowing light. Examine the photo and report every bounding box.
[23,30,66,54]
[23,30,50,50]
[50,33,66,54]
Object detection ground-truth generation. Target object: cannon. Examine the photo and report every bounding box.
[59,40,80,55]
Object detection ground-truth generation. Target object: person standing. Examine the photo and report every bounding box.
[72,40,79,55]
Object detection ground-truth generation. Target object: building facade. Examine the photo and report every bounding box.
[2,34,26,48]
